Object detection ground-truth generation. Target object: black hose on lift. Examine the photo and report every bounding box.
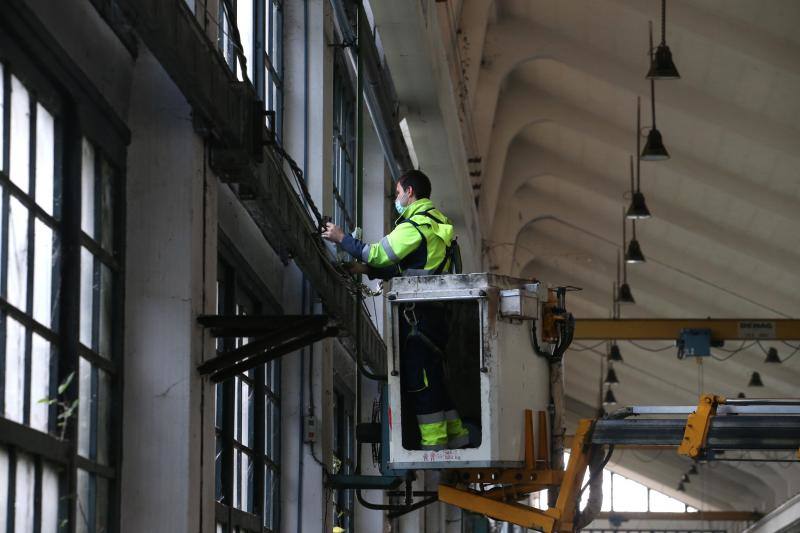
[575,444,615,530]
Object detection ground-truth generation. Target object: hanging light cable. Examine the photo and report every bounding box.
[647,0,680,80]
[642,21,671,161]
[627,110,651,219]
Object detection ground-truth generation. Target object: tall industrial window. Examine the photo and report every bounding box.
[218,0,285,140]
[332,51,357,232]
[215,249,281,533]
[331,381,355,531]
[0,48,124,533]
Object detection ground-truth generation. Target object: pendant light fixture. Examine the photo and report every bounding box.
[641,22,670,161]
[677,482,686,492]
[627,108,651,219]
[604,366,619,385]
[608,343,624,363]
[624,210,646,263]
[688,464,698,476]
[647,0,680,80]
[748,371,764,387]
[603,387,617,405]
[617,245,635,303]
[681,473,691,483]
[764,347,781,364]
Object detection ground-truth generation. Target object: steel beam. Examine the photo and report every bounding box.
[115,0,387,375]
[574,318,800,341]
[592,416,800,450]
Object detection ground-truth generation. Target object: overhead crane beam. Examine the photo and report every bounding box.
[574,319,800,341]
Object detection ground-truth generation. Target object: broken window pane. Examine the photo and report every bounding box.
[10,75,30,194]
[35,102,55,215]
[81,138,95,238]
[4,316,26,423]
[33,218,55,328]
[30,333,52,432]
[14,452,35,533]
[8,195,29,311]
[79,247,94,349]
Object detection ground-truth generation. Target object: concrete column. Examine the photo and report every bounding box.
[121,46,217,533]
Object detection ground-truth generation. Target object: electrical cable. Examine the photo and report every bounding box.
[710,341,756,361]
[570,341,606,352]
[627,340,674,352]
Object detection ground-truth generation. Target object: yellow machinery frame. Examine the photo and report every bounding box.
[439,412,596,533]
[438,394,799,532]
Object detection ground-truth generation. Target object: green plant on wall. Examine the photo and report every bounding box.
[38,371,78,441]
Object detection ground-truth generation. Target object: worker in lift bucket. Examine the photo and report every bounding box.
[322,169,468,450]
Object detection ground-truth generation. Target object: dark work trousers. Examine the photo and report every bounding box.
[399,303,454,416]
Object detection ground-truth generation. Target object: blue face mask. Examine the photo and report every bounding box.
[394,191,408,215]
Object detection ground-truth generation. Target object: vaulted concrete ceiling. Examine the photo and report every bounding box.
[459,0,800,512]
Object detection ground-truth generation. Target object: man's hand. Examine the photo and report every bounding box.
[346,262,370,275]
[321,222,345,243]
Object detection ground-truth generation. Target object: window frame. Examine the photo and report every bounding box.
[215,234,282,533]
[0,8,129,533]
[217,0,285,141]
[331,375,355,532]
[331,48,357,232]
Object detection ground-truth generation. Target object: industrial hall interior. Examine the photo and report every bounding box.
[2,0,800,532]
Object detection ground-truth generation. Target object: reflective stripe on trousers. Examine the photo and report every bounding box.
[417,411,448,449]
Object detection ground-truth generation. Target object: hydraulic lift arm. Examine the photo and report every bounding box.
[439,396,800,532]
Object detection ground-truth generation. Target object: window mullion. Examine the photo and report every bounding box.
[59,104,85,533]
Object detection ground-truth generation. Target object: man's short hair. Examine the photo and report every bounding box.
[398,169,432,199]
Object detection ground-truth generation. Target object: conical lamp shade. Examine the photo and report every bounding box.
[688,464,698,475]
[647,43,680,79]
[677,482,685,492]
[736,392,746,398]
[608,344,624,363]
[618,283,635,304]
[765,347,781,364]
[626,191,651,219]
[681,473,691,483]
[605,366,619,385]
[603,388,617,405]
[748,371,764,387]
[626,239,646,263]
[641,128,670,160]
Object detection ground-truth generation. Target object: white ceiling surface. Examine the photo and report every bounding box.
[462,0,800,513]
